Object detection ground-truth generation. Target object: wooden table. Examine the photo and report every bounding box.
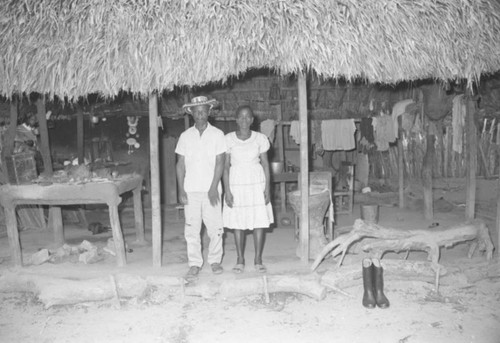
[272,172,299,215]
[0,174,145,267]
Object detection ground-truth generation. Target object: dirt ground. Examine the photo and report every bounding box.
[0,178,499,343]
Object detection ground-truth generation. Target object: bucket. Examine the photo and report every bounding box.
[360,204,379,224]
[271,161,284,174]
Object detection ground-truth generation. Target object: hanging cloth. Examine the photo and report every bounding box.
[321,119,356,151]
[289,120,301,145]
[260,119,276,144]
[452,95,466,154]
[372,113,396,151]
[392,99,415,136]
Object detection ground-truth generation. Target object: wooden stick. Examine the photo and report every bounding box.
[298,72,309,263]
[422,133,435,220]
[497,172,500,260]
[149,93,162,267]
[262,275,270,304]
[398,117,404,208]
[109,275,121,309]
[465,96,477,220]
[76,105,84,165]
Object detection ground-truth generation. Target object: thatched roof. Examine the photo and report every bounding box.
[1,0,500,99]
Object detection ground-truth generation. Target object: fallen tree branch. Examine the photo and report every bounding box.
[311,219,494,271]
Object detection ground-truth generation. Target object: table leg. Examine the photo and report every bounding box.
[49,206,64,247]
[5,207,22,266]
[133,187,145,244]
[109,205,127,267]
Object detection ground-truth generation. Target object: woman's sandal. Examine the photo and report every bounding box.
[232,264,245,274]
[254,264,267,273]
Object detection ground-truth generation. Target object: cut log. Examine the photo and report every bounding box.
[311,219,494,271]
[219,274,326,301]
[321,260,453,291]
[0,272,148,308]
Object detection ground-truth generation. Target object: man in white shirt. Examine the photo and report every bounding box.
[175,96,226,280]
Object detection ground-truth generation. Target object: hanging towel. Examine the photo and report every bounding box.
[391,99,415,136]
[321,119,356,151]
[452,95,466,154]
[260,119,276,144]
[289,120,301,145]
[372,114,396,151]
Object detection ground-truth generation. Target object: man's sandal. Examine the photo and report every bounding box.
[211,263,224,274]
[232,264,245,274]
[185,266,201,281]
[254,264,267,273]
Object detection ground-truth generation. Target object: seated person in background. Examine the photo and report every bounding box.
[14,113,44,172]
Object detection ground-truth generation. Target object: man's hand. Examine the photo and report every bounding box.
[179,190,188,205]
[225,190,234,208]
[208,187,220,206]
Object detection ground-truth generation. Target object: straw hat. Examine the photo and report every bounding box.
[182,96,218,114]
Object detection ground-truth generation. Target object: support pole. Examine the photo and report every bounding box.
[298,72,309,264]
[35,96,53,173]
[149,93,162,267]
[76,105,84,165]
[465,96,477,220]
[398,117,404,209]
[497,171,500,260]
[36,96,62,239]
[422,132,435,220]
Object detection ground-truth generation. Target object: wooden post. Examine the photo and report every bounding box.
[0,97,18,184]
[76,105,84,165]
[422,131,435,220]
[149,93,162,267]
[36,96,63,242]
[3,97,18,159]
[35,96,53,173]
[398,117,404,209]
[298,72,309,264]
[465,97,477,220]
[275,103,287,215]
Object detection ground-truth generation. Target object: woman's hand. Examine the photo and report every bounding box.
[225,190,234,208]
[179,190,188,205]
[208,187,220,206]
[264,187,270,205]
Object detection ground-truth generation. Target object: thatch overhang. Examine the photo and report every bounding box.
[1,0,500,99]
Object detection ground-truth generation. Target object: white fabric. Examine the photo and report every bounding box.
[321,119,356,151]
[391,99,415,136]
[175,123,226,192]
[452,95,466,154]
[289,121,301,145]
[260,119,276,143]
[184,192,224,267]
[223,131,274,230]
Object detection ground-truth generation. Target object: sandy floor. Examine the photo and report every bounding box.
[0,178,499,343]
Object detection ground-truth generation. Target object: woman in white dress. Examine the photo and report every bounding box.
[223,106,274,273]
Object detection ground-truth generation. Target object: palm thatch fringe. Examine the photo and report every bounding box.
[1,0,500,99]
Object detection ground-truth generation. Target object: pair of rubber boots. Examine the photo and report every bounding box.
[362,258,390,309]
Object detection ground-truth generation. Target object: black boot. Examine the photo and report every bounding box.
[362,258,376,309]
[372,258,390,309]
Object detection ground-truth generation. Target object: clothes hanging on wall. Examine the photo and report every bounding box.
[260,119,276,144]
[372,113,396,151]
[321,119,356,151]
[391,99,415,136]
[311,120,323,155]
[289,120,301,145]
[360,117,375,143]
[452,94,466,154]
